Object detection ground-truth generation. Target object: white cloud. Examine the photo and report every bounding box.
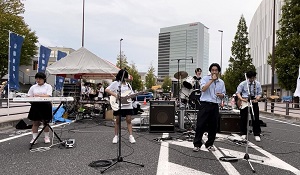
[22,0,262,73]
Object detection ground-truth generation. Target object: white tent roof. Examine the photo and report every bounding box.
[46,47,119,79]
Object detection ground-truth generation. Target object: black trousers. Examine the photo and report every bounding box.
[193,102,219,148]
[240,102,261,136]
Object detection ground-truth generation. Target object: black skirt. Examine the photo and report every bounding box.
[113,109,134,117]
[28,102,53,121]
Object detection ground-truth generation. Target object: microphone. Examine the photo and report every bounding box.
[191,58,193,63]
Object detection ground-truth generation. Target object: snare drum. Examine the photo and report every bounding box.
[183,76,195,89]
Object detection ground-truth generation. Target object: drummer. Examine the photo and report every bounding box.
[193,68,202,89]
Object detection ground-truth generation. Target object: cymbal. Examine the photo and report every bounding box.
[174,71,188,79]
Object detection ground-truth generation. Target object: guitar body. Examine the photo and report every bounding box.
[109,90,146,111]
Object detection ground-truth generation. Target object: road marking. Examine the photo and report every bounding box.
[0,122,71,143]
[157,133,300,175]
[261,116,300,127]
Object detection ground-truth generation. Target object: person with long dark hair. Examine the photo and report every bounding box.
[105,69,136,144]
[193,63,226,152]
[27,72,53,144]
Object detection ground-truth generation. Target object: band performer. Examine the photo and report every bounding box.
[105,69,136,144]
[193,63,226,152]
[27,72,53,144]
[193,68,202,89]
[236,70,262,142]
[97,83,104,100]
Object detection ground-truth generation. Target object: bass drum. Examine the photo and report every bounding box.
[180,87,192,103]
[183,76,195,89]
[189,89,201,109]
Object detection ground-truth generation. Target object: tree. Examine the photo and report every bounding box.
[128,63,143,91]
[145,64,156,91]
[223,15,256,95]
[0,0,38,78]
[161,76,172,92]
[116,51,130,70]
[269,0,300,92]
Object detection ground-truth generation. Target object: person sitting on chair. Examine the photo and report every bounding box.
[105,69,136,144]
[27,72,53,144]
[236,70,262,142]
[193,68,202,89]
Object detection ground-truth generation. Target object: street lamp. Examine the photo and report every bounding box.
[218,30,223,75]
[120,38,123,69]
[271,0,276,112]
[82,0,85,47]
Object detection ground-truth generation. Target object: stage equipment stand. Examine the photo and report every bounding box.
[171,56,193,106]
[30,102,65,150]
[219,73,263,173]
[99,70,144,174]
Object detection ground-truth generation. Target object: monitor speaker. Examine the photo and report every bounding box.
[15,118,33,129]
[149,101,175,133]
[218,111,240,133]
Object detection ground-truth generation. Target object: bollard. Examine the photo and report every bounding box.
[286,102,289,116]
[264,101,267,112]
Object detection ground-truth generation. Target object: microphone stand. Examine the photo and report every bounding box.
[99,70,144,174]
[219,73,263,173]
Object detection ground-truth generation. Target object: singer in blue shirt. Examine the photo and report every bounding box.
[193,63,226,152]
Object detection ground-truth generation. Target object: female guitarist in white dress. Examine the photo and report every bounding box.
[105,69,136,144]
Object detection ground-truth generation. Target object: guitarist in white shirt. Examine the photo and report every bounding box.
[105,69,136,144]
[236,71,262,142]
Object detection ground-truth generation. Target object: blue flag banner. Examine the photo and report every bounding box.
[55,51,67,91]
[37,45,51,73]
[70,78,78,84]
[9,32,24,90]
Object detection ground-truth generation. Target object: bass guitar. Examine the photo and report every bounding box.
[110,90,146,111]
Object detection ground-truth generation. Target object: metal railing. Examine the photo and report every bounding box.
[263,101,300,116]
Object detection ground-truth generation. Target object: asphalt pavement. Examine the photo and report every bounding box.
[0,101,300,175]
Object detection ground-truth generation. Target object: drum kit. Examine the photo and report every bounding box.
[174,71,201,110]
[174,71,201,134]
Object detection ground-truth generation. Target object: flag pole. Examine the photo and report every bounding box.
[7,31,11,116]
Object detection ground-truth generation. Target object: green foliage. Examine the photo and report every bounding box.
[161,76,172,92]
[116,51,130,70]
[145,64,156,91]
[273,0,300,91]
[223,15,256,95]
[0,0,38,78]
[127,63,143,91]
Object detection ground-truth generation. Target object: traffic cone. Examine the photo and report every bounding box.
[143,97,147,105]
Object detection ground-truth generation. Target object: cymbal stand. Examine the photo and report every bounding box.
[171,57,193,107]
[219,73,263,173]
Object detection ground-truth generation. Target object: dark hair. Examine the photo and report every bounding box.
[246,70,257,78]
[209,63,221,72]
[115,69,128,81]
[35,72,46,82]
[195,68,202,73]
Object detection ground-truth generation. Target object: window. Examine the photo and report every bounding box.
[33,61,38,70]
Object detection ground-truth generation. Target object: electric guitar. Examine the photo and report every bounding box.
[109,90,146,111]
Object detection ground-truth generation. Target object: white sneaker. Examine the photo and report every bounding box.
[129,135,136,144]
[30,138,37,144]
[44,137,50,144]
[255,136,261,142]
[241,135,246,140]
[112,136,118,144]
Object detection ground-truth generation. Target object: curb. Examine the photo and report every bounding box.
[260,111,300,123]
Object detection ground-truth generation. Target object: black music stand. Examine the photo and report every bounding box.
[90,70,144,174]
[29,102,65,150]
[219,73,263,173]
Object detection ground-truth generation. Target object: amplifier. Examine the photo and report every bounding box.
[218,111,240,133]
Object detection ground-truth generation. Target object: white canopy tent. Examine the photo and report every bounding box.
[46,47,119,79]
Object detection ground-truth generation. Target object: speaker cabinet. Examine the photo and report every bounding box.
[149,101,175,133]
[15,118,33,129]
[218,111,240,133]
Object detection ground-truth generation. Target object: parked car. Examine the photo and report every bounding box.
[136,92,154,101]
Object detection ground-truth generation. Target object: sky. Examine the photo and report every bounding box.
[22,0,263,75]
